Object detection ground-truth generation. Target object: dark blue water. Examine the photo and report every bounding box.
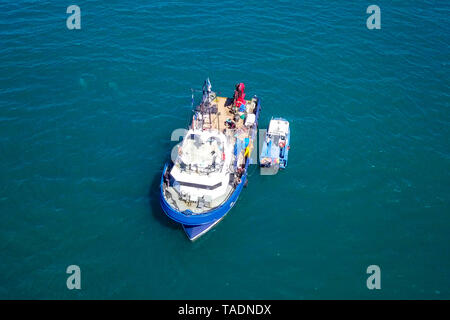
[0,1,449,299]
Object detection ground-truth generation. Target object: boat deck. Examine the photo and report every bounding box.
[201,96,256,133]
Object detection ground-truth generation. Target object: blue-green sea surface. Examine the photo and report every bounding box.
[0,1,449,299]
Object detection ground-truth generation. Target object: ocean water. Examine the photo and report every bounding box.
[0,0,449,299]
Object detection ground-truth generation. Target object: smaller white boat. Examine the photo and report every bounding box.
[260,117,290,169]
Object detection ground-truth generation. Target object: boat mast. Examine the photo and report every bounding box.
[200,78,216,131]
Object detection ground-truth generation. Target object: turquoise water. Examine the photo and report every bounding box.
[1,1,449,299]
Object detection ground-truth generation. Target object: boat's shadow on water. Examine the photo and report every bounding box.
[148,164,180,231]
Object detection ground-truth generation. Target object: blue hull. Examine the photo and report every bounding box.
[182,218,225,241]
[160,97,261,240]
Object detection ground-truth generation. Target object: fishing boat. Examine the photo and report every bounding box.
[260,117,290,169]
[160,79,261,241]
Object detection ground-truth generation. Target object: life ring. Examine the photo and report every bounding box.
[279,141,286,148]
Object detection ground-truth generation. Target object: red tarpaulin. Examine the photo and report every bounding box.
[234,83,246,106]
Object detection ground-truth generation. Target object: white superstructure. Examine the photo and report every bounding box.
[268,118,290,137]
[170,129,234,204]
